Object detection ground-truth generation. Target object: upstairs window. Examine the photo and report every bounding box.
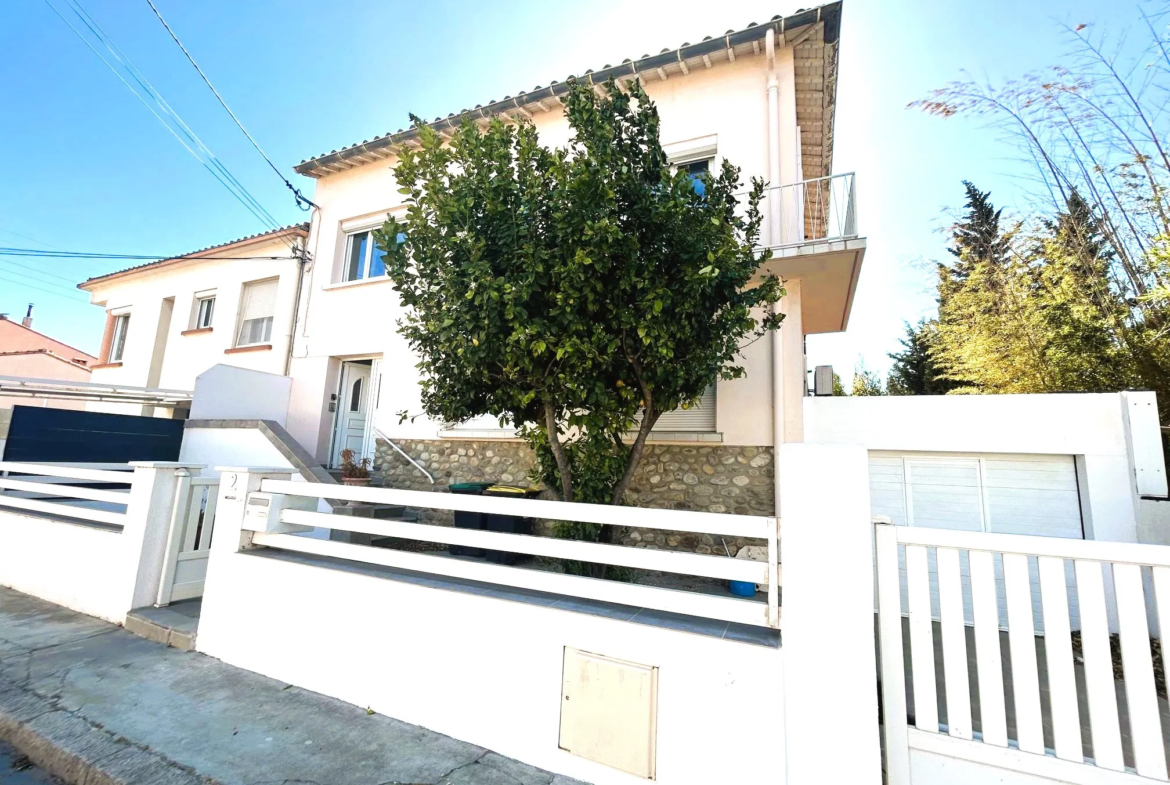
[343,230,387,282]
[235,278,278,347]
[680,159,710,196]
[193,293,215,329]
[108,313,130,363]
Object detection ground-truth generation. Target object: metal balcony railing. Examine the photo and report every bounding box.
[757,172,858,249]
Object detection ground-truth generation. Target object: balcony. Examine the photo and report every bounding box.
[760,172,858,249]
[750,172,866,335]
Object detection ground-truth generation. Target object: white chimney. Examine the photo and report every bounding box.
[21,303,32,329]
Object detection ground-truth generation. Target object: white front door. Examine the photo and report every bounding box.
[332,362,372,467]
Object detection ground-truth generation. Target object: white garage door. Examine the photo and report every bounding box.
[870,452,1085,630]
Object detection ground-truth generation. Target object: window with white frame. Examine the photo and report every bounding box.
[342,229,394,282]
[108,312,130,363]
[192,292,215,330]
[235,278,278,347]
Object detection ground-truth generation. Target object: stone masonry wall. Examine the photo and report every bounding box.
[375,439,773,555]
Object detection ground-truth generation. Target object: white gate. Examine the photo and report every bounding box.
[156,472,218,605]
[877,522,1170,784]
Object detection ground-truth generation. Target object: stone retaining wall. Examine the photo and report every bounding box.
[375,438,773,555]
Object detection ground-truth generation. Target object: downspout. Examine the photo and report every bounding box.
[767,28,783,519]
[766,28,782,248]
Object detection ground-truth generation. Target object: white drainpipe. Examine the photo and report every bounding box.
[766,28,784,519]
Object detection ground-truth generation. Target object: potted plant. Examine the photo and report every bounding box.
[339,448,372,486]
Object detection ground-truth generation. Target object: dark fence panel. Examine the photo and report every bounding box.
[1,406,183,463]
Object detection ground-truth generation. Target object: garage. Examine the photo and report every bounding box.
[870,451,1085,629]
[870,452,1085,538]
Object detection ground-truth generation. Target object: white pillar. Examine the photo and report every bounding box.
[210,466,295,554]
[779,443,881,785]
[123,461,206,611]
[780,279,804,443]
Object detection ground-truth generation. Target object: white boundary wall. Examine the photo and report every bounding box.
[196,445,882,785]
[805,391,1167,545]
[0,462,202,622]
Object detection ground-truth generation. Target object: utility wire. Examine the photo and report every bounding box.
[0,246,299,262]
[0,257,90,287]
[144,0,317,212]
[60,0,284,234]
[43,0,292,243]
[0,273,88,302]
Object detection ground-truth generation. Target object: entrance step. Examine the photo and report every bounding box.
[125,598,201,651]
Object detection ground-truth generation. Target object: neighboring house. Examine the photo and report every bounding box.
[77,223,308,414]
[281,1,864,516]
[0,306,97,454]
[0,306,96,411]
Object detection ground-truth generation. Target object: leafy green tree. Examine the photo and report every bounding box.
[851,360,886,396]
[832,371,846,396]
[379,79,782,542]
[886,319,956,395]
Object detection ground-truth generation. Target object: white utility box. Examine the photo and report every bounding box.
[242,491,316,534]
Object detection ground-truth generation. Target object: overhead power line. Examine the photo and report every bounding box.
[42,0,293,244]
[144,0,317,212]
[0,272,88,302]
[0,246,299,262]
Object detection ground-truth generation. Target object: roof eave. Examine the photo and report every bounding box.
[294,2,842,179]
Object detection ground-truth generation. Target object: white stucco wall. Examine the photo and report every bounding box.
[84,236,302,396]
[0,511,131,622]
[189,365,292,424]
[804,392,1169,545]
[287,51,807,460]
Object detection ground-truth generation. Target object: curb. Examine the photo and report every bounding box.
[0,682,215,785]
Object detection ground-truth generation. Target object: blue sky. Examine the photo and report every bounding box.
[1,0,1124,379]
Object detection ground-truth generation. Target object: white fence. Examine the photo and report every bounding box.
[0,460,207,622]
[195,448,882,785]
[247,476,779,628]
[878,522,1170,784]
[0,461,133,526]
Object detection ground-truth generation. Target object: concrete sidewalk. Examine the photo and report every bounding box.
[0,586,584,785]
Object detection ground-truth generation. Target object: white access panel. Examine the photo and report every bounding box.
[559,648,658,779]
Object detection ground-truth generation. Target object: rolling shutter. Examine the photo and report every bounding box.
[653,385,716,432]
[870,452,1084,631]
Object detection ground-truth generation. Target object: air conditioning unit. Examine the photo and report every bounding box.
[813,365,835,396]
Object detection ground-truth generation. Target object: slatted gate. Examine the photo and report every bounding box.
[156,473,218,605]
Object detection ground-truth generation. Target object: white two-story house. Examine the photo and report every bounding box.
[79,223,309,414]
[73,4,862,538]
[281,2,862,528]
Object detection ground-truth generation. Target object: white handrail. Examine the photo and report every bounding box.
[372,427,435,484]
[260,478,770,539]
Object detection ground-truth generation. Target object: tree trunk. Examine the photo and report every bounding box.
[611,407,658,507]
[543,398,573,502]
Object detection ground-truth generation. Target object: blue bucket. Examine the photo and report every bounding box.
[729,580,757,597]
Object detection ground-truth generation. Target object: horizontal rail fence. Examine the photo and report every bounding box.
[251,480,780,629]
[0,461,134,527]
[878,523,1170,783]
